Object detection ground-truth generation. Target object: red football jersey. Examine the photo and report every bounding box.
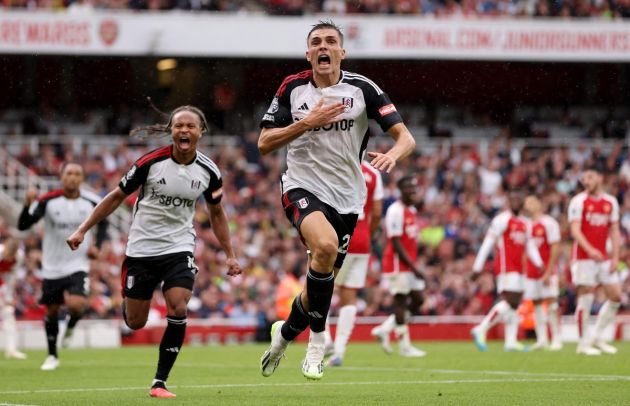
[568,192,619,260]
[526,215,561,279]
[348,162,383,254]
[486,211,529,275]
[382,201,418,274]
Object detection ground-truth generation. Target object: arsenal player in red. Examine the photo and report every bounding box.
[568,166,621,356]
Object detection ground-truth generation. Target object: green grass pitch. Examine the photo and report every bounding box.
[1,342,629,405]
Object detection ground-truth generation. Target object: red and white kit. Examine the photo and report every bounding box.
[524,215,561,300]
[381,200,422,295]
[474,211,542,292]
[336,162,383,289]
[568,192,620,286]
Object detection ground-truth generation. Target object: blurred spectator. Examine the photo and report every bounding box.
[1,110,629,327]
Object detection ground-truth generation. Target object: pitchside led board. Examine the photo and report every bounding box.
[0,12,630,62]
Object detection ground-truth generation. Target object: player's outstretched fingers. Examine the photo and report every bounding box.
[368,152,395,173]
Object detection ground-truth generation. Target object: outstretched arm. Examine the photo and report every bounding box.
[206,201,241,277]
[368,123,415,173]
[67,187,127,250]
[473,233,496,274]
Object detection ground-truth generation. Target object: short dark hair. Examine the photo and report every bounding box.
[583,163,603,174]
[307,20,344,46]
[60,161,83,175]
[397,175,416,189]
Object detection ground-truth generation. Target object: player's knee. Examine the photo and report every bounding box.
[67,302,87,315]
[169,306,187,318]
[125,315,147,330]
[311,240,338,269]
[46,305,60,318]
[609,293,622,303]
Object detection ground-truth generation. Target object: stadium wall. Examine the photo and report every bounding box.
[5,316,630,349]
[1,12,630,61]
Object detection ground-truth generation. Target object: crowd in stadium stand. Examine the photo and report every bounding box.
[2,0,630,19]
[1,129,629,337]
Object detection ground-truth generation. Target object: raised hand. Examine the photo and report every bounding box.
[24,187,38,207]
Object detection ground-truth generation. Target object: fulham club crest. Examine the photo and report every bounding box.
[298,197,309,209]
[341,97,353,112]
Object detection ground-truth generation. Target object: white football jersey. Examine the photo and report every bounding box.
[18,190,102,279]
[261,70,403,214]
[119,145,223,258]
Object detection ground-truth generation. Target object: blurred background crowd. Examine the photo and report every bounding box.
[2,0,630,19]
[2,123,630,337]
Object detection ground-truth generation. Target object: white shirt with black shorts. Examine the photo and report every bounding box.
[118,145,222,299]
[261,70,403,268]
[18,190,106,305]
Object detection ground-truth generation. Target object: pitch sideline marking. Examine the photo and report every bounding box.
[0,403,41,406]
[0,376,628,395]
[340,366,630,381]
[52,361,630,382]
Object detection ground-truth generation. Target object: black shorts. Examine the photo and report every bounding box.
[121,252,198,300]
[40,271,89,305]
[282,188,358,269]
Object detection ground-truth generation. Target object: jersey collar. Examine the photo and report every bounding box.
[169,144,198,166]
[310,70,344,88]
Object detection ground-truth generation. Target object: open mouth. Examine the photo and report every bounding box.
[179,136,191,148]
[318,54,331,66]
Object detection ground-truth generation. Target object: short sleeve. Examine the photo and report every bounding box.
[567,196,583,223]
[361,82,403,132]
[487,213,509,237]
[608,197,619,223]
[385,203,404,238]
[119,163,150,195]
[545,217,561,244]
[260,85,293,129]
[203,175,223,205]
[373,169,384,201]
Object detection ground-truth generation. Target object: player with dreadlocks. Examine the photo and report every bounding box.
[67,105,242,398]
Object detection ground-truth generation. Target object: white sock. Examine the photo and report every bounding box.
[333,305,357,359]
[575,293,594,347]
[504,308,519,348]
[310,330,326,346]
[534,304,548,345]
[379,314,396,334]
[593,301,620,343]
[394,324,411,349]
[2,306,19,354]
[547,301,560,344]
[478,300,510,333]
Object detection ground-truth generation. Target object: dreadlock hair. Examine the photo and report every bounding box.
[130,105,211,139]
[307,19,344,46]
